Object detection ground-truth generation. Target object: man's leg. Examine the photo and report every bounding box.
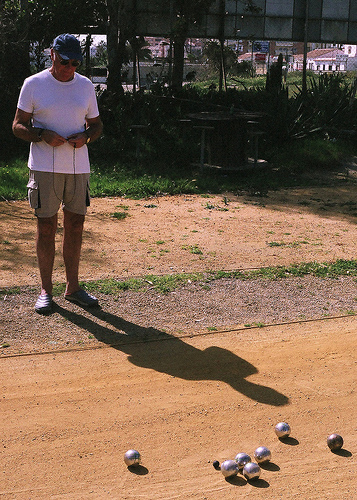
[62,208,85,296]
[37,214,58,296]
[62,208,98,306]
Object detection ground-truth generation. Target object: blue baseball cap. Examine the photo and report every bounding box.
[53,34,83,62]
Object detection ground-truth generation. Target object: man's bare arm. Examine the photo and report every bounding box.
[12,108,67,147]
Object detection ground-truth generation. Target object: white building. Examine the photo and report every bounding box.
[343,44,357,57]
[293,48,347,72]
[342,44,357,71]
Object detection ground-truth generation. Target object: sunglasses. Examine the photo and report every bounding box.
[57,53,81,67]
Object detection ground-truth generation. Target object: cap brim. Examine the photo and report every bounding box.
[58,51,83,62]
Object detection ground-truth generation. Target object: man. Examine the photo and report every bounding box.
[13,34,103,314]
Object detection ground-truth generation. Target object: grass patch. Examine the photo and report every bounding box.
[267,137,355,172]
[83,273,205,295]
[243,322,266,328]
[267,241,309,248]
[1,259,357,297]
[189,244,203,255]
[90,169,199,199]
[0,286,24,296]
[245,259,357,280]
[0,158,28,200]
[111,211,129,220]
[64,259,357,295]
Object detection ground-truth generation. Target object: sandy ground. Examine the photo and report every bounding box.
[2,185,357,287]
[1,318,356,499]
[1,186,357,498]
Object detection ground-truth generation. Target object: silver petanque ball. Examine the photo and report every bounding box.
[254,446,272,463]
[220,459,239,478]
[124,449,141,466]
[243,462,261,480]
[234,452,251,469]
[275,421,291,438]
[327,433,343,451]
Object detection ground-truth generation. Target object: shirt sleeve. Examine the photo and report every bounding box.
[86,83,100,120]
[17,78,34,114]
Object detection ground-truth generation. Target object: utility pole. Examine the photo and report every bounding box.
[302,0,309,95]
[218,0,227,91]
[85,34,92,79]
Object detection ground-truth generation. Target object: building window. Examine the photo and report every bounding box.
[329,65,332,71]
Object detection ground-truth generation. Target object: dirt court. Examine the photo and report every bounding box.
[1,185,357,498]
[2,184,357,287]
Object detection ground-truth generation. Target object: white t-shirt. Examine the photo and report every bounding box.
[17,69,99,174]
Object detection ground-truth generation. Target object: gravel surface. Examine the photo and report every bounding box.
[1,275,357,356]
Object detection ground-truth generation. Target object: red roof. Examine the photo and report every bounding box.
[308,48,344,59]
[238,52,258,61]
[293,48,344,61]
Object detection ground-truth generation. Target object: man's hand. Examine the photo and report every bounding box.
[13,108,103,148]
[67,116,103,148]
[66,132,87,149]
[42,129,67,147]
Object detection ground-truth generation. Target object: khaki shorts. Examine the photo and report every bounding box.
[27,170,90,218]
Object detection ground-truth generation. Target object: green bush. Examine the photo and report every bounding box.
[95,72,357,167]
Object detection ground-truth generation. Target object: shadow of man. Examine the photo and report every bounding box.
[54,304,289,407]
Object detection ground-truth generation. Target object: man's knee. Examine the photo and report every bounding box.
[63,209,85,233]
[37,215,57,238]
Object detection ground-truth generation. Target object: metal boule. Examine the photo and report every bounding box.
[124,449,141,466]
[234,452,251,469]
[275,421,291,438]
[243,462,261,480]
[220,459,239,477]
[254,446,271,463]
[327,433,343,451]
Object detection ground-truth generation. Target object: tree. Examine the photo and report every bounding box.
[128,36,152,92]
[170,0,215,93]
[0,1,32,156]
[203,40,239,72]
[266,53,283,94]
[26,0,107,71]
[2,0,124,96]
[106,0,129,95]
[27,0,106,44]
[0,0,107,155]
